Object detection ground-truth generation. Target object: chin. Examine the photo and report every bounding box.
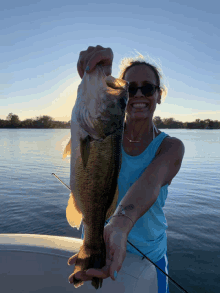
[127,112,152,121]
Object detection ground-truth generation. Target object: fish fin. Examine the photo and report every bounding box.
[105,185,119,221]
[62,139,71,159]
[66,192,83,230]
[80,135,91,169]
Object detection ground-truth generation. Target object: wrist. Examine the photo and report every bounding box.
[109,214,134,236]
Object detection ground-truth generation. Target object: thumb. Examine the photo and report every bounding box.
[67,253,78,265]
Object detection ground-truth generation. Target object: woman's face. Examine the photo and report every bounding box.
[124,64,161,121]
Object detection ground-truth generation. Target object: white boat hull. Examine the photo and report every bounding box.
[0,234,158,292]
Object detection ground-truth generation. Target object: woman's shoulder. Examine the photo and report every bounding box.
[163,135,184,146]
[157,130,183,145]
[156,135,185,186]
[157,133,184,156]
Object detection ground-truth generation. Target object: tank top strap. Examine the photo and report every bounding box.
[148,132,170,158]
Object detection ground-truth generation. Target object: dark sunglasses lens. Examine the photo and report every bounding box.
[128,84,156,95]
[128,87,137,95]
[142,84,155,95]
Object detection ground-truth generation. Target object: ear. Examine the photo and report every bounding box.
[157,89,162,104]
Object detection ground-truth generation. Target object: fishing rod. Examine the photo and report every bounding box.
[52,172,189,293]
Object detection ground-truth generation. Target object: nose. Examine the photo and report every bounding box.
[134,88,144,98]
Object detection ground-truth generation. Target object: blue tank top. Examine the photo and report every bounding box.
[81,131,170,263]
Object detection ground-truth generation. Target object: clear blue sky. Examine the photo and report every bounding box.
[1,0,219,122]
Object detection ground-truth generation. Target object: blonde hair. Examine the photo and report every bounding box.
[118,52,168,103]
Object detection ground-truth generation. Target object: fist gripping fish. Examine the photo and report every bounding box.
[63,65,129,289]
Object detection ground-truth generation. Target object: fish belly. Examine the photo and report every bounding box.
[75,133,121,245]
[70,133,122,289]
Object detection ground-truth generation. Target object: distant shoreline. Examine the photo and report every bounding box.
[1,126,219,130]
[0,126,71,129]
[1,114,220,130]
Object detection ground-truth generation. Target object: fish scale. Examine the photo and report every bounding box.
[73,134,122,289]
[64,65,129,289]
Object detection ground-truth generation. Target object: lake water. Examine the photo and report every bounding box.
[1,129,220,293]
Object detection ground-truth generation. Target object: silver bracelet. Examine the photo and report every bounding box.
[109,214,134,226]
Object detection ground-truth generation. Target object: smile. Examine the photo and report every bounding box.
[132,103,148,108]
[130,102,149,110]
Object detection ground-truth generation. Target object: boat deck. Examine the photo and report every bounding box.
[0,234,157,292]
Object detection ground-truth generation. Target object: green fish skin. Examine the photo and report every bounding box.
[65,65,129,289]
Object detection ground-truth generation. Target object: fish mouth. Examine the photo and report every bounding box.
[77,68,128,141]
[80,105,127,141]
[88,95,127,140]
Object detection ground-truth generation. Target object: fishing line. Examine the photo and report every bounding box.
[51,173,189,293]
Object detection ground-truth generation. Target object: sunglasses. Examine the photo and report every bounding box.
[128,83,160,96]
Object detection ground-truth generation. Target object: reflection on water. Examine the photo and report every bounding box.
[0,129,220,293]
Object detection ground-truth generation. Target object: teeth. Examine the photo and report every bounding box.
[132,103,148,108]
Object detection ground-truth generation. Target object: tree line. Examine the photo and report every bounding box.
[153,117,220,129]
[0,113,70,128]
[0,113,220,129]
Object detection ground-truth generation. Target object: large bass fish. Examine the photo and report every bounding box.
[63,65,129,289]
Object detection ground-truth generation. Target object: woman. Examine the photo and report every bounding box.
[68,45,185,292]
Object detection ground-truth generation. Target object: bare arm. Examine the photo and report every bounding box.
[109,137,185,235]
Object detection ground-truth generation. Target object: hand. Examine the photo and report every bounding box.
[77,45,113,78]
[67,223,127,283]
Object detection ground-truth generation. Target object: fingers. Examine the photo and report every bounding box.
[77,52,85,79]
[87,45,104,53]
[77,65,84,79]
[86,265,110,280]
[77,46,113,78]
[86,48,113,74]
[77,45,104,78]
[67,253,78,265]
[105,238,113,261]
[69,271,92,284]
[109,246,126,281]
[85,254,119,281]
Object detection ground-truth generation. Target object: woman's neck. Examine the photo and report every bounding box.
[124,119,154,141]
